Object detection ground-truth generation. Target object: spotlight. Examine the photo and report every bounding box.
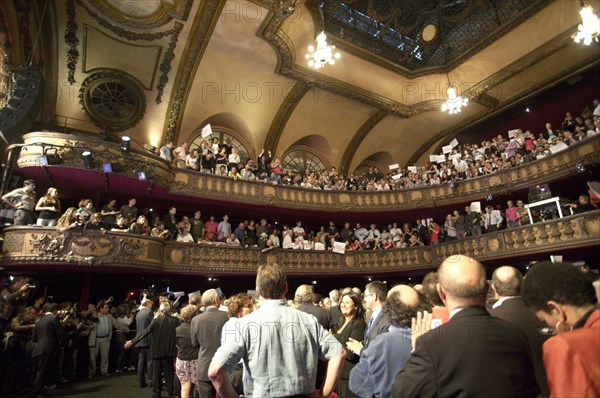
[38,155,48,166]
[137,171,147,181]
[102,163,113,173]
[485,193,493,201]
[82,151,95,169]
[576,163,585,173]
[448,181,455,188]
[120,136,131,153]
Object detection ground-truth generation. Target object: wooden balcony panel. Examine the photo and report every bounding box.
[14,132,600,212]
[2,210,598,274]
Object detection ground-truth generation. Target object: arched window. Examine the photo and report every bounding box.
[188,130,251,164]
[282,148,327,175]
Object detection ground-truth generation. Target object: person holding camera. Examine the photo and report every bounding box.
[0,276,33,333]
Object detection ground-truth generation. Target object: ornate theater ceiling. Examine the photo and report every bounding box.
[4,0,600,173]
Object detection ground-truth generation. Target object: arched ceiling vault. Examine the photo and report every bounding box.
[24,0,600,171]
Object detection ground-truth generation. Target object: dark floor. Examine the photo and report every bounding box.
[16,371,160,398]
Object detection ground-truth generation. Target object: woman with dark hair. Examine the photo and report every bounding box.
[522,261,599,397]
[334,292,366,398]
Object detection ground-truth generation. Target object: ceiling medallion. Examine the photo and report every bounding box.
[305,31,341,69]
[573,4,600,46]
[79,70,146,132]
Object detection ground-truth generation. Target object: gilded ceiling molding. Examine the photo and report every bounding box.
[339,109,388,176]
[75,0,183,103]
[407,53,600,166]
[263,81,310,153]
[65,0,79,84]
[304,0,549,78]
[162,0,227,143]
[92,0,193,29]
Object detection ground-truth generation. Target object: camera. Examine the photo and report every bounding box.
[29,284,36,289]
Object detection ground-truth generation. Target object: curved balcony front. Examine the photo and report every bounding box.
[13,132,600,213]
[2,210,598,275]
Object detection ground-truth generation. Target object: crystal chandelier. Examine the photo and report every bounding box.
[305,31,340,69]
[441,83,469,115]
[573,4,600,46]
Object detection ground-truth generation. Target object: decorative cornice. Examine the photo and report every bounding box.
[339,109,388,175]
[162,0,227,143]
[65,0,79,84]
[3,211,599,274]
[263,81,310,153]
[92,0,193,29]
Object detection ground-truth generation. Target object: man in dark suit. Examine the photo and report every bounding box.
[30,303,66,398]
[346,280,390,356]
[328,289,342,331]
[134,297,154,388]
[190,289,229,398]
[295,285,332,329]
[125,302,180,398]
[392,255,539,398]
[490,266,549,397]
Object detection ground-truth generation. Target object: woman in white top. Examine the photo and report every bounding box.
[176,226,195,243]
[185,148,199,170]
[227,147,241,170]
[282,225,294,249]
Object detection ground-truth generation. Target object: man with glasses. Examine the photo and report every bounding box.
[346,281,390,356]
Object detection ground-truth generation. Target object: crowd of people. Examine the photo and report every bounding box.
[2,178,598,256]
[157,101,600,192]
[0,258,598,398]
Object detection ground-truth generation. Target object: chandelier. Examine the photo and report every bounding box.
[305,31,340,69]
[441,82,469,115]
[573,4,600,46]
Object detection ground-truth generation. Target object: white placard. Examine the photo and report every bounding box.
[548,142,568,154]
[442,145,453,154]
[172,291,185,298]
[201,124,213,138]
[429,155,438,162]
[187,290,201,299]
[436,155,447,163]
[388,163,399,170]
[392,173,403,180]
[449,138,459,148]
[508,129,519,138]
[407,166,417,173]
[332,241,346,254]
[470,201,481,213]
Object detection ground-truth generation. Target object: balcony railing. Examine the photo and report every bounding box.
[14,132,600,212]
[2,210,598,275]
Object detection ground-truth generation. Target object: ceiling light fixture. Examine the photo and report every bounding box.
[441,76,468,115]
[306,31,340,69]
[573,3,600,46]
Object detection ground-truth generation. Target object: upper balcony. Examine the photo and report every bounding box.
[11,132,600,213]
[2,210,599,275]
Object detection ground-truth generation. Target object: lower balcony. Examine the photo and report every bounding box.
[2,210,598,275]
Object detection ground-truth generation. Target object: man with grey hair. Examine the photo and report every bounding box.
[125,301,180,398]
[329,289,342,331]
[190,288,229,398]
[350,285,420,398]
[490,266,549,396]
[295,284,332,329]
[392,255,539,397]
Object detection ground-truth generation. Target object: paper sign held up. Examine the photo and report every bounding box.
[449,138,459,148]
[201,124,213,138]
[388,163,399,170]
[442,145,453,154]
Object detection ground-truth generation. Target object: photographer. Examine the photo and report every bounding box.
[1,277,34,333]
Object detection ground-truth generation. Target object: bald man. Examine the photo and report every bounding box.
[295,284,332,330]
[490,266,549,397]
[349,285,421,398]
[392,256,539,398]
